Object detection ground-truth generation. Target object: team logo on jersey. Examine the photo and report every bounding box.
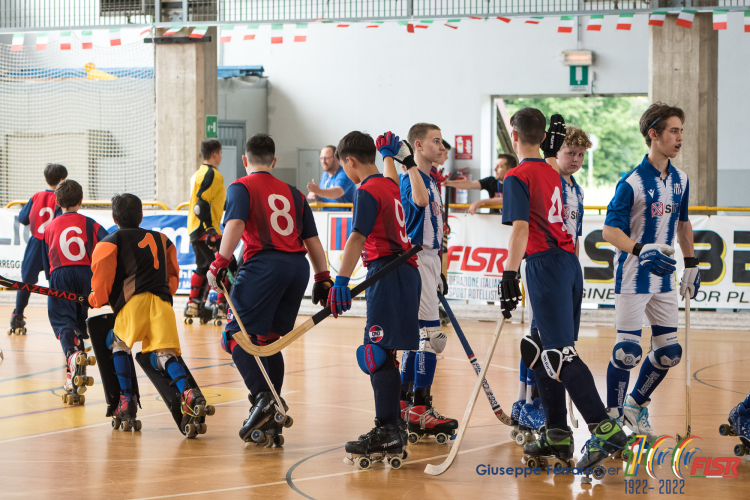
[673,183,682,195]
[563,204,571,220]
[369,325,384,343]
[648,189,655,198]
[651,202,664,217]
[431,201,442,218]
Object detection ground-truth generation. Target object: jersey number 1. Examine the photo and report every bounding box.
[548,186,564,224]
[138,233,160,269]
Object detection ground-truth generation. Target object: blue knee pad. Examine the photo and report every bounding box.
[650,343,682,369]
[357,344,388,375]
[414,350,437,389]
[611,341,643,370]
[401,350,415,384]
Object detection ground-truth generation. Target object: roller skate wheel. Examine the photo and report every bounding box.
[194,405,206,417]
[206,405,216,416]
[122,420,131,432]
[275,435,284,447]
[112,417,121,429]
[7,329,11,336]
[436,433,448,445]
[62,394,68,403]
[581,476,592,484]
[358,457,371,470]
[87,356,96,366]
[622,450,633,462]
[74,375,84,386]
[78,394,85,404]
[510,429,519,440]
[401,448,410,461]
[135,420,142,432]
[251,429,265,443]
[593,467,606,480]
[199,317,207,325]
[85,377,94,387]
[274,412,285,424]
[553,462,564,472]
[76,354,87,366]
[515,432,527,446]
[390,457,402,470]
[184,423,197,438]
[283,415,293,428]
[264,435,274,447]
[526,457,538,469]
[215,320,222,326]
[343,456,354,466]
[198,423,208,434]
[735,444,748,457]
[407,432,419,444]
[719,424,732,436]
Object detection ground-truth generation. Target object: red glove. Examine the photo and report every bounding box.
[207,253,231,291]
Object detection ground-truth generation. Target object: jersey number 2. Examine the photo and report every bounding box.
[548,186,564,224]
[138,233,160,269]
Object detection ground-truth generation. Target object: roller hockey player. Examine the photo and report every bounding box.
[602,103,697,443]
[328,131,420,469]
[500,109,627,477]
[719,392,750,457]
[208,134,330,448]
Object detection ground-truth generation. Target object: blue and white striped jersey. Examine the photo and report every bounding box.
[561,175,584,252]
[400,170,443,251]
[605,155,690,294]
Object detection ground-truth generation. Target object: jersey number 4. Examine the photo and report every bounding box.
[548,186,564,224]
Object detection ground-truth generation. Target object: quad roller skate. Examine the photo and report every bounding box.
[578,418,630,484]
[719,401,750,457]
[112,394,142,432]
[522,427,575,471]
[406,395,458,445]
[344,419,410,470]
[180,387,216,438]
[240,391,292,448]
[515,399,544,446]
[622,395,657,443]
[183,300,213,325]
[210,301,228,327]
[8,313,26,336]
[509,399,525,442]
[62,350,96,405]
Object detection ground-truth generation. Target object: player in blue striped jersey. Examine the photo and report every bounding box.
[602,103,699,441]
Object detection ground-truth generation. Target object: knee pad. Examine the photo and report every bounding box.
[611,331,643,370]
[521,335,542,369]
[418,327,447,354]
[107,330,132,354]
[221,330,237,354]
[357,344,393,375]
[541,346,579,382]
[150,350,177,372]
[649,344,682,369]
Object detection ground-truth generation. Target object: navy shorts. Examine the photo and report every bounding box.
[524,248,583,350]
[364,256,421,350]
[225,251,310,337]
[21,236,45,283]
[48,266,92,339]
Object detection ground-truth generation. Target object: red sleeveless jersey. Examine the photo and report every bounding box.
[225,172,318,262]
[44,212,108,273]
[22,190,59,240]
[502,159,575,255]
[353,175,417,267]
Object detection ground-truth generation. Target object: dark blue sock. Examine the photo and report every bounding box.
[112,352,133,395]
[232,344,272,394]
[371,351,401,426]
[560,356,608,425]
[531,365,567,429]
[166,358,187,393]
[630,357,668,405]
[607,361,630,411]
[265,352,284,395]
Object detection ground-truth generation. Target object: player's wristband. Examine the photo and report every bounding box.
[632,243,643,256]
[314,271,331,282]
[213,252,231,268]
[502,270,517,281]
[684,257,699,268]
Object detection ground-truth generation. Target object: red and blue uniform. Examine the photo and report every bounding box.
[14,190,62,316]
[43,212,107,358]
[503,158,582,349]
[353,174,420,350]
[221,171,318,396]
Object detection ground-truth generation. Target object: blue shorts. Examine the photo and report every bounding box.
[364,256,421,350]
[48,266,92,339]
[524,248,582,350]
[21,236,46,282]
[225,251,310,337]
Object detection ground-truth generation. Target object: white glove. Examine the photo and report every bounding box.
[680,265,700,299]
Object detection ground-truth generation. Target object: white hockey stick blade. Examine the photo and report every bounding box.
[424,317,506,476]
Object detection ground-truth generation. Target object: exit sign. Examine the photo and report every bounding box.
[570,66,590,93]
[206,115,218,139]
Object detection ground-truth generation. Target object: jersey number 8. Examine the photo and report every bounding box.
[268,194,294,236]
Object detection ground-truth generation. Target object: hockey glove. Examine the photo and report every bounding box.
[312,271,334,307]
[206,230,221,252]
[680,257,701,299]
[438,273,448,296]
[376,131,401,160]
[393,139,417,170]
[194,198,213,227]
[328,276,352,318]
[207,253,231,291]
[498,270,522,319]
[541,114,566,159]
[637,243,676,277]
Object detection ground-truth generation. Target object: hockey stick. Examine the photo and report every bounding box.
[568,392,578,428]
[682,296,692,439]
[438,293,512,426]
[424,316,506,476]
[229,244,423,357]
[0,275,87,304]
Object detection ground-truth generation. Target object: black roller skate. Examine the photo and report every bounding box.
[112,393,142,432]
[62,350,96,405]
[8,313,26,336]
[210,301,228,327]
[407,392,458,445]
[240,391,292,448]
[180,386,215,438]
[578,418,629,483]
[344,419,410,470]
[719,401,750,457]
[522,427,575,470]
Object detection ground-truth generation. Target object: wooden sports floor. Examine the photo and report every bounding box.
[1,304,748,499]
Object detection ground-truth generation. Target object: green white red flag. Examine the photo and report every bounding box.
[617,13,634,30]
[271,24,283,44]
[294,23,308,42]
[35,32,49,50]
[558,16,574,33]
[109,28,121,46]
[676,10,696,29]
[189,26,208,39]
[713,10,728,30]
[11,33,24,52]
[587,15,603,31]
[649,12,666,26]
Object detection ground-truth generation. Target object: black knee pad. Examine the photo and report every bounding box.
[521,335,543,369]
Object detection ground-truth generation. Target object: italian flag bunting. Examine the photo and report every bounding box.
[558,16,574,33]
[190,26,208,39]
[497,17,511,23]
[445,19,460,29]
[220,25,234,43]
[746,11,750,32]
[11,33,24,52]
[244,25,259,40]
[109,28,121,46]
[35,32,49,50]
[587,15,603,31]
[468,16,483,20]
[526,17,543,25]
[416,20,433,29]
[676,10,696,29]
[397,20,415,33]
[140,28,151,37]
[366,21,384,28]
[60,31,72,50]
[713,10,728,30]
[617,13,634,30]
[649,12,666,26]
[271,24,283,44]
[81,30,93,49]
[294,23,308,42]
[163,27,181,36]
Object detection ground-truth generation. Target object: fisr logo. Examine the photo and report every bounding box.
[446,246,508,274]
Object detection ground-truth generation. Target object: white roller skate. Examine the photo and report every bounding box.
[622,395,657,443]
[62,350,96,405]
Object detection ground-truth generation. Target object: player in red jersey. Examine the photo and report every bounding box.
[9,163,67,335]
[42,179,107,404]
[207,133,331,447]
[327,131,421,468]
[501,108,628,472]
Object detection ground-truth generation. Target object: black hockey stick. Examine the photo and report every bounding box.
[0,275,87,304]
[232,244,423,357]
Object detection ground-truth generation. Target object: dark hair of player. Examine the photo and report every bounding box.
[55,179,83,209]
[201,140,222,161]
[640,102,685,147]
[245,133,276,166]
[322,145,337,156]
[509,107,547,146]
[111,193,143,228]
[337,131,376,165]
[44,163,68,186]
[407,123,441,146]
[442,139,452,150]
[498,153,518,170]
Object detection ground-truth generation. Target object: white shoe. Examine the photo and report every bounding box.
[623,395,657,442]
[606,406,625,428]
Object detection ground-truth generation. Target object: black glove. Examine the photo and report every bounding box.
[312,271,334,307]
[194,198,213,226]
[498,270,522,319]
[438,273,448,296]
[541,114,566,159]
[394,139,418,170]
[206,231,221,252]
